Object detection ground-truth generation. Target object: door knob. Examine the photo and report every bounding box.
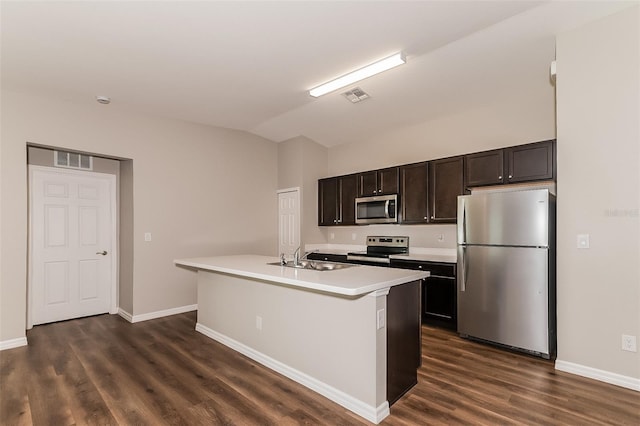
[96,251,108,255]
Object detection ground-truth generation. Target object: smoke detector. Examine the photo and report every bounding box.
[96,96,111,105]
[342,87,370,103]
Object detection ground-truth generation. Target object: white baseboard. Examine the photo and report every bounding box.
[0,337,28,351]
[117,304,197,324]
[195,322,389,424]
[555,360,640,392]
[117,308,134,323]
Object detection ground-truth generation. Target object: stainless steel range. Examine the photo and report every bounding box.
[347,236,409,265]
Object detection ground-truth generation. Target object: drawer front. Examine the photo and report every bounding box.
[307,252,348,263]
[390,260,455,277]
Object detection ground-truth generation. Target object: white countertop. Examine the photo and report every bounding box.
[174,255,428,297]
[304,244,457,264]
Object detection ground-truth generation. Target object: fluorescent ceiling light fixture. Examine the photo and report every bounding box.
[309,52,406,98]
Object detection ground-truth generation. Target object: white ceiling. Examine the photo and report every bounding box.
[1,1,633,147]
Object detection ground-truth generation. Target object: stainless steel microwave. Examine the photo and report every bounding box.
[355,194,398,224]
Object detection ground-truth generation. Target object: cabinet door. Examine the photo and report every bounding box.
[387,280,421,405]
[464,149,504,188]
[506,140,555,183]
[318,177,338,226]
[378,167,399,195]
[429,156,464,223]
[423,276,457,327]
[338,174,358,225]
[358,171,378,197]
[400,162,429,223]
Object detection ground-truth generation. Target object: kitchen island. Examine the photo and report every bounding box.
[174,255,428,424]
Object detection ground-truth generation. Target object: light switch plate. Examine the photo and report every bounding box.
[376,309,385,330]
[577,234,590,249]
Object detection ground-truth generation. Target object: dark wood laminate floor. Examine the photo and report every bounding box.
[1,312,638,425]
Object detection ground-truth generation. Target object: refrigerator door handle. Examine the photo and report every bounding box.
[460,246,467,292]
[462,200,467,244]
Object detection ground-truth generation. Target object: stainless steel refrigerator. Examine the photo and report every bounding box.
[457,188,556,359]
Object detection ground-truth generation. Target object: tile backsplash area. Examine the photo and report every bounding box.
[320,224,457,249]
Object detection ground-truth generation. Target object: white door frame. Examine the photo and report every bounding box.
[27,165,118,329]
[276,187,301,255]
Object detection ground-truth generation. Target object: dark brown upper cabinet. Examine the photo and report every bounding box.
[465,140,555,189]
[429,156,464,223]
[400,162,429,224]
[358,167,399,197]
[464,148,504,187]
[505,140,555,183]
[318,177,338,226]
[319,139,555,226]
[318,174,358,226]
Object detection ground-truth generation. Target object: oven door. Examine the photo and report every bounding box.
[355,195,398,224]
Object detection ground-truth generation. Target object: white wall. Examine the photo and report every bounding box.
[555,6,639,382]
[0,90,278,343]
[278,136,328,247]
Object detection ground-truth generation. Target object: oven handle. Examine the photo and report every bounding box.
[346,255,390,264]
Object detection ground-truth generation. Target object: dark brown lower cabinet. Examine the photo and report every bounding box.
[423,275,457,330]
[387,280,421,405]
[390,259,457,330]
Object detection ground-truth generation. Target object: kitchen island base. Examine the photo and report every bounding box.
[193,270,420,424]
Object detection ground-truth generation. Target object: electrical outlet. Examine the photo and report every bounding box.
[144,232,152,242]
[330,233,335,240]
[376,309,385,330]
[351,233,357,241]
[256,316,262,331]
[622,335,637,352]
[437,234,445,243]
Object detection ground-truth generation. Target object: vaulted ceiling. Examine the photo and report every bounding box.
[1,1,632,147]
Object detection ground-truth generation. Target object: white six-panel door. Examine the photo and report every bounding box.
[277,188,300,257]
[29,166,116,326]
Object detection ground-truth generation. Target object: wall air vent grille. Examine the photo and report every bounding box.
[342,87,370,103]
[54,150,93,170]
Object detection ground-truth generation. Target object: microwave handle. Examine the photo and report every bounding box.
[385,200,391,218]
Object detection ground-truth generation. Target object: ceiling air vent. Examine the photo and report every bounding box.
[54,150,93,170]
[342,87,370,103]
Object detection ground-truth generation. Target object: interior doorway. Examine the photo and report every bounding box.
[277,188,301,257]
[28,165,117,327]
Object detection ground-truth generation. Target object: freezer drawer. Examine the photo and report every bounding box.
[457,245,551,356]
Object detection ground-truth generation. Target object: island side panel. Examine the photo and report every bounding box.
[196,270,385,410]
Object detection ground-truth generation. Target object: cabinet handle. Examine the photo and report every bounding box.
[498,175,503,180]
[372,190,376,194]
[508,175,513,179]
[423,216,427,220]
[418,265,423,269]
[431,216,434,219]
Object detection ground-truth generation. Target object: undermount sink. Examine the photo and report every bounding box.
[267,260,355,271]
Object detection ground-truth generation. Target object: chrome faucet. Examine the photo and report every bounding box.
[293,246,301,266]
[293,246,317,266]
[280,252,287,266]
